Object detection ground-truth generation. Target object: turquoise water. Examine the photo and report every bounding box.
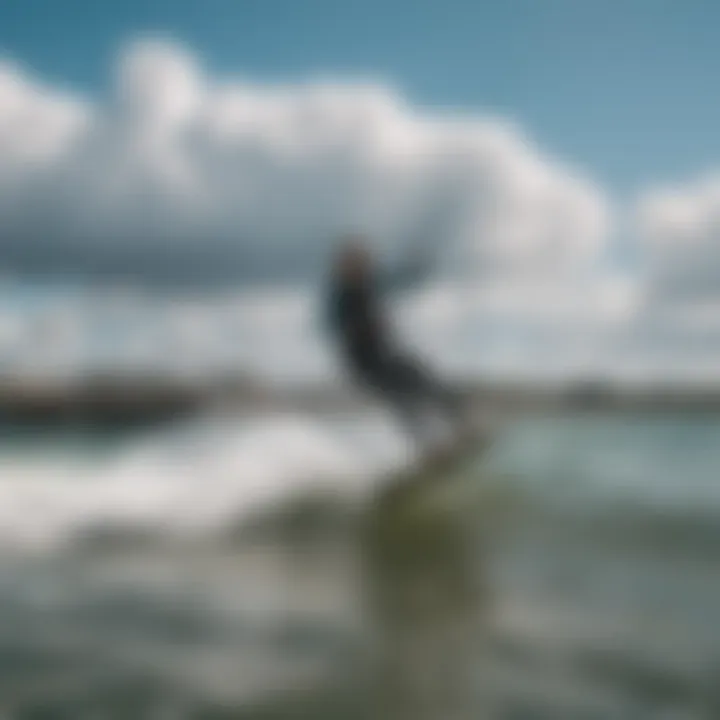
[489,413,720,511]
[4,410,720,506]
[0,411,717,718]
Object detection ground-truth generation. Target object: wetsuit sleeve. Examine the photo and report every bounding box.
[377,248,434,294]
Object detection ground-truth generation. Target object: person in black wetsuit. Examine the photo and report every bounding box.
[325,234,469,451]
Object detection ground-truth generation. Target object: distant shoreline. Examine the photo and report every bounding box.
[1,374,720,428]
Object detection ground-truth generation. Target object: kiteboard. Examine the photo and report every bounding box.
[362,429,488,619]
[360,428,495,720]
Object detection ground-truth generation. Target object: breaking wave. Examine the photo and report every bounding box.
[0,411,411,552]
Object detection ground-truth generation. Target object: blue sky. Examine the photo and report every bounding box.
[1,0,719,194]
[1,1,720,379]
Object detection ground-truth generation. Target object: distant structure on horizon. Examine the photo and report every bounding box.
[0,371,718,429]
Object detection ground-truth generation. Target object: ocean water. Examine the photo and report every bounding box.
[0,410,719,719]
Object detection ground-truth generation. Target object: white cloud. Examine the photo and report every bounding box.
[0,61,89,177]
[612,174,720,379]
[14,36,720,381]
[637,175,720,305]
[0,37,609,289]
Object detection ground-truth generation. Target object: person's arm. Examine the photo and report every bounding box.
[378,245,435,294]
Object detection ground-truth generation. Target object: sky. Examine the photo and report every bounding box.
[3,0,720,193]
[0,0,719,382]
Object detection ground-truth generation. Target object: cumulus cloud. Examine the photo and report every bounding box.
[0,37,609,288]
[19,37,720,381]
[637,175,720,305]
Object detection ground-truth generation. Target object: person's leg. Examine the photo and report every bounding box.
[356,355,432,450]
[388,355,470,433]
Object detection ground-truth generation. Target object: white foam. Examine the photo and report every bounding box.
[0,411,410,552]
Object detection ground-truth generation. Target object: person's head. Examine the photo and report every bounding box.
[334,234,372,283]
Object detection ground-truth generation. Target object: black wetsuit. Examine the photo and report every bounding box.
[326,261,464,445]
